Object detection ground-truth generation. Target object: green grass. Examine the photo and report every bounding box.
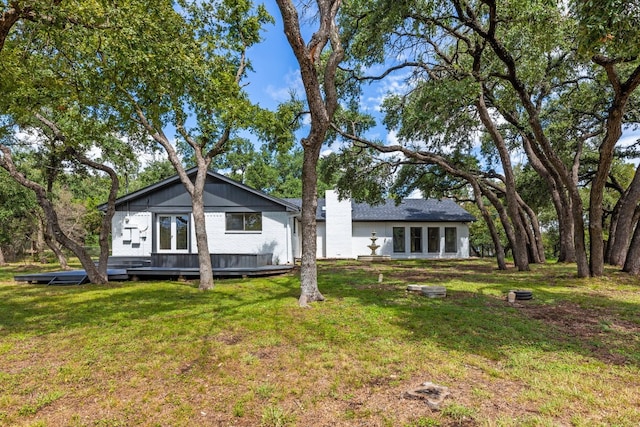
[0,258,639,426]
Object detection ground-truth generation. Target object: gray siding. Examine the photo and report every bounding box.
[116,175,291,213]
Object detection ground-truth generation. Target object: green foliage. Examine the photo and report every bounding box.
[466,202,506,257]
[320,145,396,204]
[128,159,177,193]
[572,0,640,58]
[382,78,481,154]
[0,168,38,259]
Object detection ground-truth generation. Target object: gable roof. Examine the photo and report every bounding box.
[285,198,475,222]
[99,168,300,212]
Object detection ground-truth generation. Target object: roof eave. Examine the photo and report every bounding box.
[98,168,301,213]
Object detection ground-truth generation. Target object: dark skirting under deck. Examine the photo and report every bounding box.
[13,254,293,284]
[14,269,129,285]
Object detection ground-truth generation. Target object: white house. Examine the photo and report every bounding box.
[288,190,474,260]
[102,169,474,269]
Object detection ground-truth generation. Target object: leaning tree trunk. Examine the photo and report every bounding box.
[607,164,640,266]
[41,217,70,269]
[0,145,108,283]
[517,196,545,264]
[471,180,507,270]
[69,147,119,276]
[520,134,575,263]
[44,230,69,269]
[623,220,640,274]
[482,184,520,266]
[589,121,622,276]
[477,94,529,271]
[589,58,640,276]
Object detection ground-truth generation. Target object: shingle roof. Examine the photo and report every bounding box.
[284,198,475,222]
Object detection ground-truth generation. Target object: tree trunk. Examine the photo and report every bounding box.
[34,217,48,264]
[476,94,529,271]
[556,194,576,263]
[41,218,70,269]
[276,0,344,306]
[589,124,622,276]
[623,221,640,274]
[565,183,590,277]
[520,134,575,263]
[607,164,640,266]
[299,144,325,307]
[44,229,69,269]
[470,180,507,270]
[0,145,107,283]
[589,59,640,276]
[517,194,545,264]
[0,246,6,266]
[482,185,519,266]
[192,169,214,290]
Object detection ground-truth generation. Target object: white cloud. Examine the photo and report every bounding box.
[356,65,413,113]
[386,129,399,145]
[265,69,304,103]
[320,148,333,157]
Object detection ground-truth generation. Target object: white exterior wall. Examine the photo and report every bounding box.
[111,211,153,256]
[316,222,326,258]
[110,206,470,263]
[352,222,470,259]
[111,210,294,264]
[324,190,353,258]
[202,211,294,264]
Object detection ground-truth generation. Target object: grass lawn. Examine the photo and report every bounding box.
[0,259,639,426]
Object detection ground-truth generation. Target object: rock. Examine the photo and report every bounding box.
[421,286,447,298]
[404,381,450,410]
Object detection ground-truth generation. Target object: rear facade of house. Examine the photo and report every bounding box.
[105,171,475,266]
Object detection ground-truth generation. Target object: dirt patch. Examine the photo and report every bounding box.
[215,332,244,345]
[518,300,640,365]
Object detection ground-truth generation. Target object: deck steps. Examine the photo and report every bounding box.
[47,274,88,286]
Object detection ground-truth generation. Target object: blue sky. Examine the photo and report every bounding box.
[241,2,398,154]
[243,2,305,112]
[239,2,640,167]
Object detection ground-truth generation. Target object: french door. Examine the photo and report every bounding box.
[157,214,190,252]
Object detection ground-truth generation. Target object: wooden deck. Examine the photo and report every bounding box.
[13,255,295,285]
[14,269,130,285]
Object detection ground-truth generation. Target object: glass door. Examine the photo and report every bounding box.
[157,214,190,252]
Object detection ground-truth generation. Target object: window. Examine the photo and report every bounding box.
[445,227,457,253]
[428,227,440,253]
[410,227,422,253]
[225,212,262,232]
[393,227,405,252]
[158,214,189,252]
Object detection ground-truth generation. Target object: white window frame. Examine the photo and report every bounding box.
[445,226,457,253]
[157,214,190,253]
